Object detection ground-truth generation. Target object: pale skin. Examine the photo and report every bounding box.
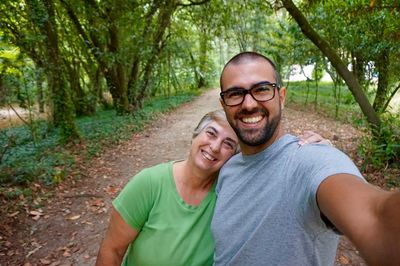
[95,114,328,265]
[95,120,239,265]
[95,209,138,265]
[220,58,400,266]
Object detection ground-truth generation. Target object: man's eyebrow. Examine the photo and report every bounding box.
[225,86,245,91]
[254,81,274,87]
[226,81,272,91]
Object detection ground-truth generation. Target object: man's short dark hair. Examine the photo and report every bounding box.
[220,51,283,90]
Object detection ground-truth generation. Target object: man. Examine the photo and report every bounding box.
[212,51,400,266]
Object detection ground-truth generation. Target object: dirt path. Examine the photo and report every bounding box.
[1,88,366,265]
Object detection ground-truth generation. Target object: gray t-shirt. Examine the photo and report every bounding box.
[212,134,363,266]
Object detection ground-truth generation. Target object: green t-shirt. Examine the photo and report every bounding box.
[113,161,216,266]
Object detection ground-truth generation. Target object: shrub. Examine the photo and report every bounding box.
[358,113,400,170]
[0,92,196,186]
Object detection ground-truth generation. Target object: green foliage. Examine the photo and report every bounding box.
[0,54,37,107]
[0,91,197,186]
[286,81,361,123]
[312,63,324,82]
[1,0,399,189]
[302,0,400,113]
[358,113,400,170]
[0,121,72,185]
[0,186,33,200]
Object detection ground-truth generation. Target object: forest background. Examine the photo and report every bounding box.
[0,0,399,218]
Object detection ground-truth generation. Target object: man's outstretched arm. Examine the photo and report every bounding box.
[317,174,400,266]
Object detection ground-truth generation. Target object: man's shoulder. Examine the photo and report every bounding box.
[296,143,347,159]
[220,153,242,173]
[292,143,362,178]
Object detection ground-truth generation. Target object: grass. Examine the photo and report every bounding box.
[285,80,399,188]
[0,91,198,191]
[285,80,365,125]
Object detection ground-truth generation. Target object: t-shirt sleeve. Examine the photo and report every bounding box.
[293,144,364,231]
[113,168,154,230]
[306,145,364,203]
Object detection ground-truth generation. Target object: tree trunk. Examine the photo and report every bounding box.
[66,60,95,116]
[36,68,45,113]
[0,69,5,106]
[29,0,79,140]
[281,0,381,129]
[106,10,130,115]
[351,51,366,89]
[373,48,390,113]
[134,1,178,109]
[198,27,210,89]
[128,2,159,105]
[61,0,129,114]
[189,52,201,88]
[314,78,319,111]
[127,57,140,103]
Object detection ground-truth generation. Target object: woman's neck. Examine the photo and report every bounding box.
[173,160,216,206]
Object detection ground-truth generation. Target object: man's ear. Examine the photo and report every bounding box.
[279,87,286,109]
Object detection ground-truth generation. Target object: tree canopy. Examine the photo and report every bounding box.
[1,0,399,141]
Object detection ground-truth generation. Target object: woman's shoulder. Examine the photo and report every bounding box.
[141,160,173,174]
[133,161,173,183]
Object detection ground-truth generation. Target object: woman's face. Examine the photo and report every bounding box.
[190,120,238,175]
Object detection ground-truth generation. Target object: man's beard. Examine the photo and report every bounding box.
[233,108,281,147]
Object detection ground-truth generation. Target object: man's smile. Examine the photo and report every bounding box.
[241,116,263,124]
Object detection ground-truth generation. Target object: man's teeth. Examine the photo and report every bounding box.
[202,151,216,161]
[242,116,262,123]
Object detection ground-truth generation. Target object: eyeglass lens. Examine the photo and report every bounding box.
[222,83,276,106]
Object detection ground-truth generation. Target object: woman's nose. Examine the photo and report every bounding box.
[210,141,221,153]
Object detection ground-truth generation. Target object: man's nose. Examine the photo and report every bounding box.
[241,92,258,110]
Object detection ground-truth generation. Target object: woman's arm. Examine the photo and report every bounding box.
[298,130,332,146]
[95,208,139,266]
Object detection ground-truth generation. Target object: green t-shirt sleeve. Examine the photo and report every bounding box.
[113,168,154,230]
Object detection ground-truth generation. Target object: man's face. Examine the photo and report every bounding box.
[220,59,286,154]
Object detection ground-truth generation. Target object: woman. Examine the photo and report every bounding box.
[95,110,326,266]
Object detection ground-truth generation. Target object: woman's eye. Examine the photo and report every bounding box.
[223,141,234,149]
[206,131,216,137]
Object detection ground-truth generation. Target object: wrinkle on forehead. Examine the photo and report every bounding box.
[206,125,237,144]
[221,57,274,89]
[221,61,276,91]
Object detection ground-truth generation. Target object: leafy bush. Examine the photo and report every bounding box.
[358,113,400,170]
[0,92,197,186]
[0,123,71,185]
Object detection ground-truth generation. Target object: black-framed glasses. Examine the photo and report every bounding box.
[220,81,279,107]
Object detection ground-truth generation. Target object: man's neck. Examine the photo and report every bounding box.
[241,127,285,155]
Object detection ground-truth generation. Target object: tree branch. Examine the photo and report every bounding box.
[8,104,28,125]
[383,83,400,112]
[177,0,210,7]
[281,0,381,128]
